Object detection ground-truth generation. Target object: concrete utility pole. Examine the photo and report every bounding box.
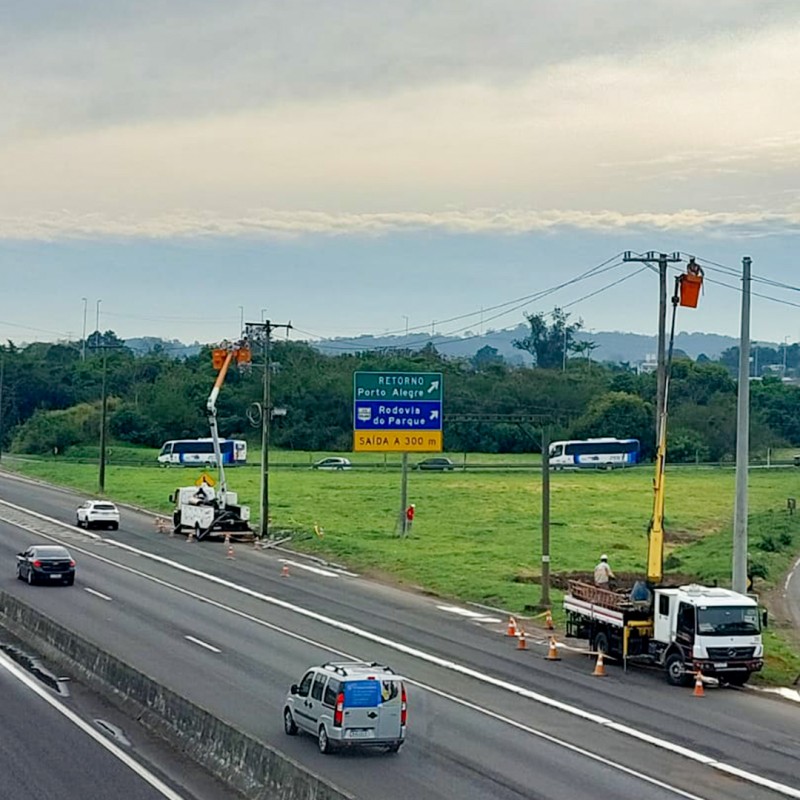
[539,427,551,609]
[399,453,409,536]
[623,252,681,443]
[732,256,752,595]
[99,347,108,492]
[246,320,292,538]
[81,298,88,361]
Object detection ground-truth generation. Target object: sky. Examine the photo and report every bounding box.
[2,1,800,351]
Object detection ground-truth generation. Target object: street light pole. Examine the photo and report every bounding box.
[81,298,88,361]
[99,347,108,493]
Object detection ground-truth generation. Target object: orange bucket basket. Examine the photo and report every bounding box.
[679,274,703,308]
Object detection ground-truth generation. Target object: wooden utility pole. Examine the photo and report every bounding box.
[623,251,681,443]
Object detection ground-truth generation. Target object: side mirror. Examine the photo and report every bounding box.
[168,492,175,503]
[761,610,768,629]
[290,684,298,695]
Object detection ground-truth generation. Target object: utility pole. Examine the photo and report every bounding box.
[246,319,292,538]
[399,453,409,535]
[95,299,101,343]
[732,256,752,595]
[539,426,551,609]
[623,252,681,443]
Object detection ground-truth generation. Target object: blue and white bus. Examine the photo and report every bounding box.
[157,438,247,467]
[548,438,640,469]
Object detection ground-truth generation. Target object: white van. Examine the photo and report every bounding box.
[283,662,407,754]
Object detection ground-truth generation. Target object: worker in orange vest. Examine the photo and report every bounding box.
[405,503,416,534]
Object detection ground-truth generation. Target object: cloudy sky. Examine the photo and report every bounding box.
[2,1,800,349]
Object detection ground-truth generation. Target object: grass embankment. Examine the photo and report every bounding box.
[5,456,800,685]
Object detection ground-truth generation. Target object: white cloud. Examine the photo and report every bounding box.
[3,207,800,242]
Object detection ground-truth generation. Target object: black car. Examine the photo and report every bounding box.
[16,545,76,586]
[414,457,455,471]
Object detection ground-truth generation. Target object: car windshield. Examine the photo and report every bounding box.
[697,605,760,635]
[33,547,70,558]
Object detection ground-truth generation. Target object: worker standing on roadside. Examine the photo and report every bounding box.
[594,554,615,588]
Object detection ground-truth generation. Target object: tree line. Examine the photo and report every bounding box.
[1,314,799,462]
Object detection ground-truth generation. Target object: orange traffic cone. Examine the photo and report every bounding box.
[544,609,554,631]
[506,616,518,637]
[545,635,561,661]
[281,563,290,578]
[693,670,705,697]
[517,629,528,650]
[226,542,235,560]
[593,651,607,677]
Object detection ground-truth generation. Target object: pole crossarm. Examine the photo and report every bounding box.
[445,413,559,424]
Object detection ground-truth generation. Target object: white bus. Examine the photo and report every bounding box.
[157,438,247,467]
[548,438,640,469]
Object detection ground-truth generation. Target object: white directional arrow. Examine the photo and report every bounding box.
[428,380,440,393]
[430,409,439,420]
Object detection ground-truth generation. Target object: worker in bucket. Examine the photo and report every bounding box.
[594,554,616,588]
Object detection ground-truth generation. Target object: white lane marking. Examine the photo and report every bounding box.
[783,555,800,594]
[84,587,112,602]
[0,650,186,800]
[184,635,221,654]
[279,559,338,577]
[3,499,799,799]
[437,604,501,622]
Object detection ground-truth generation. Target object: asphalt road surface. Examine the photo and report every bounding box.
[0,646,236,800]
[1,470,799,800]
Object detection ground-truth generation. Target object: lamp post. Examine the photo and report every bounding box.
[81,298,88,360]
[783,336,790,375]
[95,299,102,344]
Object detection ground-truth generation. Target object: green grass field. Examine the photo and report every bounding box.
[5,454,800,684]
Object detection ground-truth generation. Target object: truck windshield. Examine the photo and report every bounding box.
[697,606,760,636]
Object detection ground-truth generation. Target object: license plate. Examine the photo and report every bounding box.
[50,574,63,580]
[713,662,728,669]
[345,729,375,739]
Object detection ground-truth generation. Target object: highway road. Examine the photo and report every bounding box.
[0,644,236,800]
[1,470,799,800]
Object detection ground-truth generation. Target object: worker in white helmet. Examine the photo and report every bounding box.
[594,554,615,588]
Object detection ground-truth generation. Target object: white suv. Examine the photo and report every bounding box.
[76,500,120,530]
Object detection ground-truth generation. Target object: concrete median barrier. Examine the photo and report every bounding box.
[0,591,353,800]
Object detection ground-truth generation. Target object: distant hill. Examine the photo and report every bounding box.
[124,329,752,365]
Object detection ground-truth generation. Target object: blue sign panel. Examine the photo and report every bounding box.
[354,400,441,430]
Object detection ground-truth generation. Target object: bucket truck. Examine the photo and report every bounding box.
[170,340,252,540]
[563,263,765,685]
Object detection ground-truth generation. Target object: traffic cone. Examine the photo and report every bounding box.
[693,670,705,697]
[517,629,528,650]
[544,609,554,631]
[545,635,561,661]
[281,563,290,578]
[226,542,235,560]
[592,651,607,677]
[506,616,518,637]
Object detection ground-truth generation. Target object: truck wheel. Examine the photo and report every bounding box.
[592,631,610,656]
[665,652,691,687]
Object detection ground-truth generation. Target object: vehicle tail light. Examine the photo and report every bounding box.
[333,692,344,727]
[69,560,76,567]
[401,685,407,727]
[32,560,42,568]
